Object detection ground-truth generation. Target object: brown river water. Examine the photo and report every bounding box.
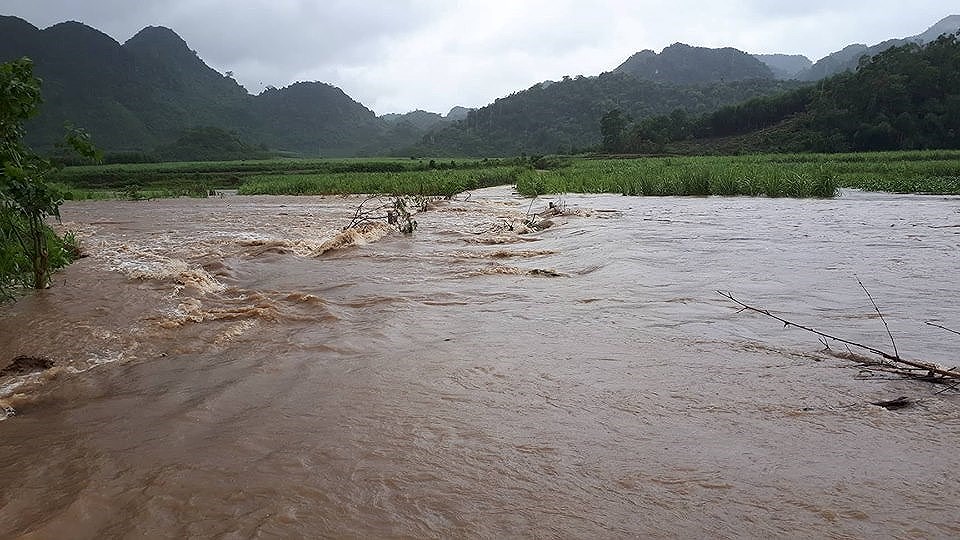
[1,187,959,538]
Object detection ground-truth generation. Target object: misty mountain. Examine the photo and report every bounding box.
[753,54,812,79]
[445,106,473,121]
[798,14,960,80]
[380,110,445,131]
[614,43,774,84]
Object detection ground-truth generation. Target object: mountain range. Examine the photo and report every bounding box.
[1,14,957,158]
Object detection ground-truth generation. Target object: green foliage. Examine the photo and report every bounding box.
[1,57,96,295]
[0,208,81,298]
[600,109,628,153]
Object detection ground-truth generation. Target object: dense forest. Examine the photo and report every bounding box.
[605,34,960,154]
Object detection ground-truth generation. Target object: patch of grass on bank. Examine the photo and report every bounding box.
[842,176,960,194]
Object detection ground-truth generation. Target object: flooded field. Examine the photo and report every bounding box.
[1,187,959,538]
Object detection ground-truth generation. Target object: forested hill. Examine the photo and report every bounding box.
[0,16,385,156]
[403,74,801,156]
[613,34,960,154]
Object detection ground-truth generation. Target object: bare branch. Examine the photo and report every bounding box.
[717,291,960,381]
[926,321,960,337]
[856,276,899,359]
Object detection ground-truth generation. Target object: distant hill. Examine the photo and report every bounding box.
[380,110,445,131]
[798,14,960,80]
[614,43,774,84]
[372,110,450,155]
[249,82,381,156]
[753,54,812,79]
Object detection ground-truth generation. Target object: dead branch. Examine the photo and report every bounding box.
[347,195,391,229]
[926,321,960,337]
[717,291,960,381]
[856,277,898,359]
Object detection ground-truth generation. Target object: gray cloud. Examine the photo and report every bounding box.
[4,1,955,114]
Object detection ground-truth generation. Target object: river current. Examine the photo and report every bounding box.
[1,187,959,538]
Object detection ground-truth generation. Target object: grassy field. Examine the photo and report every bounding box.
[50,151,960,200]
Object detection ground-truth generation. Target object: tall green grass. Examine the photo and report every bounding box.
[516,156,838,198]
[515,151,960,197]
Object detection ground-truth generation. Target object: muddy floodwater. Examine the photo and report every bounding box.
[1,187,959,538]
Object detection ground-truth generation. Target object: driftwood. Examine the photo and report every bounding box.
[871,396,915,410]
[717,291,960,383]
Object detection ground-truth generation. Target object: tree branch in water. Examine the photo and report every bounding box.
[716,290,960,382]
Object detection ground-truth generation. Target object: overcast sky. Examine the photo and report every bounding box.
[4,1,955,115]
